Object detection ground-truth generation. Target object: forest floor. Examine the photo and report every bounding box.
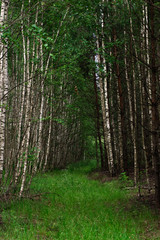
[0,160,160,240]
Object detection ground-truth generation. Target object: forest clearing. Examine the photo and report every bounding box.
[0,160,159,240]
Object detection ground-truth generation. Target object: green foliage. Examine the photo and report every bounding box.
[53,118,65,125]
[28,147,38,163]
[119,172,133,187]
[119,172,129,182]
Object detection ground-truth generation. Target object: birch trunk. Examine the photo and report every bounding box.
[141,4,150,189]
[14,2,27,184]
[19,0,32,197]
[93,68,104,169]
[145,4,153,168]
[35,40,44,170]
[43,111,52,171]
[0,0,9,182]
[96,1,114,174]
[102,38,114,173]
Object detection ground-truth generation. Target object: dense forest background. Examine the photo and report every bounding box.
[0,0,159,204]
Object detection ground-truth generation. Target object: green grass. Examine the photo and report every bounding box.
[0,160,159,240]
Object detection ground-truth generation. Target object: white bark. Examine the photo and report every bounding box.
[142,4,150,188]
[19,0,32,197]
[43,113,52,171]
[103,54,114,173]
[96,37,114,174]
[15,2,28,184]
[35,39,44,172]
[144,4,153,168]
[0,0,9,181]
[95,0,114,174]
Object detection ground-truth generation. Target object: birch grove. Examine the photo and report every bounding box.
[0,0,159,205]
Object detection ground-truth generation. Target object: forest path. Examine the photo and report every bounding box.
[0,161,159,240]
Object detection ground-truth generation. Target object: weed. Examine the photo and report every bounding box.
[119,172,133,187]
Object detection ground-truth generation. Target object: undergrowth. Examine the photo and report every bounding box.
[0,160,159,240]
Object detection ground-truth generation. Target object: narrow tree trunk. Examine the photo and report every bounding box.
[101,9,114,174]
[93,68,104,169]
[113,28,128,174]
[14,2,27,184]
[124,30,137,184]
[35,39,44,172]
[145,3,153,169]
[141,4,150,190]
[0,0,9,182]
[43,113,52,171]
[19,0,32,197]
[150,0,160,206]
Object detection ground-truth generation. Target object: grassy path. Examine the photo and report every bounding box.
[0,161,158,240]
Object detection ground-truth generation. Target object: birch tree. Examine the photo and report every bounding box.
[0,0,9,182]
